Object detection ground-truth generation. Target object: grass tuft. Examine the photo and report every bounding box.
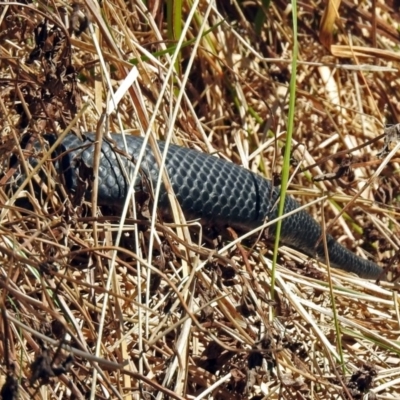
[0,0,400,398]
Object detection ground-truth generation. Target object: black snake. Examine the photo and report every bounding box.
[17,133,385,280]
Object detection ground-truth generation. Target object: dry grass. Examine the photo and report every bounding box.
[1,0,400,399]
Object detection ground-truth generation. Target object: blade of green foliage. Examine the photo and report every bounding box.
[270,2,298,296]
[254,0,271,35]
[167,0,183,75]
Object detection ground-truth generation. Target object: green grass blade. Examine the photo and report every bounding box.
[270,1,298,298]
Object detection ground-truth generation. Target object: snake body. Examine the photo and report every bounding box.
[49,133,383,279]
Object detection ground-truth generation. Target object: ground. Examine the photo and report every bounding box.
[0,0,400,399]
